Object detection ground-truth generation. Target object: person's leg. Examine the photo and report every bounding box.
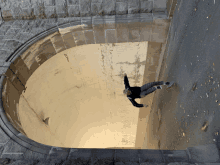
[141,81,164,92]
[140,86,158,98]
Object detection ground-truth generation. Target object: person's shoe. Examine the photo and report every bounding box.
[157,86,162,89]
[167,81,174,88]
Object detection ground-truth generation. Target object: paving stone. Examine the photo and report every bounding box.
[10,159,39,165]
[115,162,125,165]
[140,0,153,13]
[116,2,128,15]
[3,40,22,52]
[92,16,104,25]
[0,25,11,35]
[80,0,91,17]
[1,140,27,159]
[128,0,140,14]
[23,150,47,160]
[0,158,15,165]
[0,50,12,60]
[91,3,103,16]
[50,32,66,53]
[67,0,79,5]
[15,32,34,43]
[125,162,139,165]
[20,8,35,20]
[102,0,116,15]
[68,5,80,17]
[5,28,22,40]
[47,147,70,160]
[0,125,11,144]
[11,20,27,29]
[36,158,66,165]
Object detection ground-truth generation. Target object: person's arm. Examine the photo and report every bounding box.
[124,74,130,89]
[128,98,144,108]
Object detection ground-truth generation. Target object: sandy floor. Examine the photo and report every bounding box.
[18,42,149,148]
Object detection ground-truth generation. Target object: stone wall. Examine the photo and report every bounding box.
[0,0,167,21]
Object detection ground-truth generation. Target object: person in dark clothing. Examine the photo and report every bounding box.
[123,73,174,108]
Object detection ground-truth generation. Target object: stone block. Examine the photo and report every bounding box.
[50,32,66,53]
[103,15,116,29]
[1,139,27,155]
[67,0,79,5]
[91,3,103,16]
[45,6,57,18]
[116,15,128,24]
[81,17,93,30]
[45,0,56,6]
[23,150,47,160]
[115,149,139,163]
[151,24,167,43]
[92,0,102,3]
[140,13,153,23]
[0,126,11,144]
[0,25,11,35]
[3,40,22,52]
[67,149,92,164]
[2,10,13,21]
[128,23,140,42]
[102,0,116,15]
[153,0,167,12]
[72,31,86,46]
[84,30,95,44]
[47,147,70,160]
[140,23,152,41]
[162,150,189,162]
[128,0,140,14]
[105,29,117,43]
[140,0,153,13]
[68,5,80,17]
[20,8,35,20]
[92,149,115,164]
[32,2,47,19]
[56,5,68,18]
[93,24,105,43]
[61,32,76,48]
[14,32,33,43]
[116,23,129,43]
[80,0,91,17]
[10,159,40,165]
[0,50,12,61]
[116,2,128,15]
[139,150,164,163]
[92,16,104,25]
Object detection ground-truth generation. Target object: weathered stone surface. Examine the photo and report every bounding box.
[3,40,23,52]
[153,0,167,12]
[139,150,164,163]
[10,159,39,165]
[115,150,139,163]
[67,0,79,5]
[23,150,47,160]
[1,139,27,159]
[92,0,102,3]
[61,32,76,48]
[84,30,95,44]
[105,29,116,43]
[72,31,86,46]
[67,149,92,164]
[91,3,103,16]
[0,125,11,144]
[80,0,91,17]
[116,23,129,43]
[93,24,105,43]
[44,0,56,6]
[45,6,56,18]
[2,10,13,21]
[128,0,140,14]
[102,0,115,15]
[68,5,80,17]
[140,0,153,13]
[92,149,115,165]
[116,2,128,15]
[50,32,66,53]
